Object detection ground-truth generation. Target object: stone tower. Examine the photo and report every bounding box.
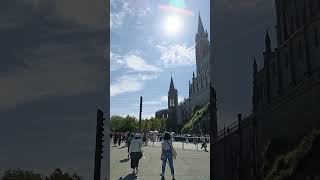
[195,12,210,76]
[167,76,178,132]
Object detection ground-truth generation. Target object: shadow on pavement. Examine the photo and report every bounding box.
[118,146,127,149]
[119,158,130,163]
[119,173,137,180]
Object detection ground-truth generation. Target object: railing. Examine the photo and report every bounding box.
[216,121,239,141]
[145,136,211,152]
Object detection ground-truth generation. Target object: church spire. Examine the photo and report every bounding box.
[265,29,271,52]
[197,11,205,35]
[169,75,175,90]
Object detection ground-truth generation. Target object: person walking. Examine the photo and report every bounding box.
[142,133,147,146]
[129,133,143,174]
[113,133,118,146]
[160,132,176,180]
[127,133,134,158]
[200,135,208,152]
[118,133,122,146]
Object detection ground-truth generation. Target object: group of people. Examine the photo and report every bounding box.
[111,132,177,180]
[110,132,127,147]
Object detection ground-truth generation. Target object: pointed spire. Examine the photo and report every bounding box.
[197,11,205,35]
[265,29,271,51]
[169,75,175,90]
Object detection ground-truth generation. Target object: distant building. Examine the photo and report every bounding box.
[158,13,215,134]
[155,109,168,119]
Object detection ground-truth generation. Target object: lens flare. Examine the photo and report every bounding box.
[164,14,182,34]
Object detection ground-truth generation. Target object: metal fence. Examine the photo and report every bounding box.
[145,136,211,152]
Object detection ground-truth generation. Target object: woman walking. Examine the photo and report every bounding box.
[160,132,176,180]
[129,133,143,174]
[127,133,134,158]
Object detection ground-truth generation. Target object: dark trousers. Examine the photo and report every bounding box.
[130,152,141,168]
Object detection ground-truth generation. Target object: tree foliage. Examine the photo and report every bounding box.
[181,103,209,134]
[2,169,42,180]
[262,128,320,180]
[110,115,138,133]
[110,115,166,133]
[1,168,83,180]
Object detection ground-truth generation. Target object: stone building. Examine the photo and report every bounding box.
[155,109,168,119]
[156,13,214,133]
[213,0,320,179]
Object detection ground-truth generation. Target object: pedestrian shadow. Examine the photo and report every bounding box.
[118,173,137,180]
[118,146,127,149]
[119,158,129,163]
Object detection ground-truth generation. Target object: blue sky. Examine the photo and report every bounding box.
[110,0,210,119]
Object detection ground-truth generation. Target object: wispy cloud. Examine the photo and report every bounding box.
[144,101,162,105]
[156,43,195,67]
[110,74,158,97]
[124,53,162,72]
[110,51,161,72]
[110,51,126,71]
[110,0,151,30]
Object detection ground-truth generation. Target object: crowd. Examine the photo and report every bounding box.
[109,132,210,179]
[110,132,177,180]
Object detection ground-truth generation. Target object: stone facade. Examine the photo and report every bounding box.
[161,13,213,133]
[213,0,320,179]
[155,109,168,119]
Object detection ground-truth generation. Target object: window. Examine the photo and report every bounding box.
[315,28,319,47]
[170,99,175,107]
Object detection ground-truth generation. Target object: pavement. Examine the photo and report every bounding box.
[110,142,210,180]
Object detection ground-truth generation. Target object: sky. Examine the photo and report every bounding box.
[110,0,210,119]
[0,0,278,179]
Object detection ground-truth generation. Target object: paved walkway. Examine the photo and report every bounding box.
[110,143,210,180]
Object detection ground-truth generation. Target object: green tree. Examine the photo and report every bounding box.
[1,168,83,180]
[110,115,138,132]
[46,168,83,180]
[2,169,42,180]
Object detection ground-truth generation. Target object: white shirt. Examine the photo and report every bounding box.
[129,139,142,153]
[161,140,173,151]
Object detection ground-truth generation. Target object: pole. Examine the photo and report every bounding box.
[94,109,104,180]
[139,96,143,132]
[238,114,243,180]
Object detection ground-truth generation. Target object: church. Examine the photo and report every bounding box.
[155,13,212,134]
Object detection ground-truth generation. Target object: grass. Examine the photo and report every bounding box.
[181,103,209,134]
[262,128,320,180]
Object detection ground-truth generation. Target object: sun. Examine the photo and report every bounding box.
[164,14,182,34]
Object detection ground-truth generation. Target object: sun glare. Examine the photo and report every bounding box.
[164,15,182,35]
